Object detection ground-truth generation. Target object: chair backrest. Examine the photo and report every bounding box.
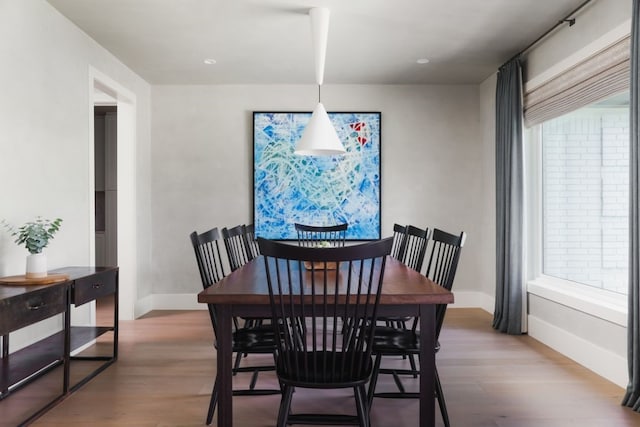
[294,222,348,247]
[222,224,253,271]
[390,223,407,261]
[258,237,393,383]
[424,228,466,339]
[190,228,227,335]
[190,228,227,289]
[244,223,260,260]
[402,225,431,273]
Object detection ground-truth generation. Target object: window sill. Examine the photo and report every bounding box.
[527,276,627,327]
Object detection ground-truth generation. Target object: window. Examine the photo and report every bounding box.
[540,92,629,294]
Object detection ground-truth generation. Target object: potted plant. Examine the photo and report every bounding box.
[2,217,63,278]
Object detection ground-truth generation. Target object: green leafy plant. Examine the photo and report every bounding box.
[2,217,63,254]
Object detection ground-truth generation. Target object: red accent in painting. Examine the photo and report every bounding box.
[351,122,368,145]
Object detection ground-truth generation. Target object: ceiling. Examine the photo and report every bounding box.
[47,0,590,85]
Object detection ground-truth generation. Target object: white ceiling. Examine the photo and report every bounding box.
[47,0,589,85]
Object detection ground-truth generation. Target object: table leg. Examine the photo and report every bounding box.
[1,334,8,395]
[217,304,234,426]
[113,270,119,360]
[63,287,71,394]
[1,334,7,358]
[419,304,436,427]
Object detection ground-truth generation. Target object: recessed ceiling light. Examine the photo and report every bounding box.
[203,58,217,65]
[416,58,430,64]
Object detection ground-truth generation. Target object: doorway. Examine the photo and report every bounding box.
[90,67,137,321]
[94,104,117,321]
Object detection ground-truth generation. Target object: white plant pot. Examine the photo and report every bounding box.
[26,253,47,279]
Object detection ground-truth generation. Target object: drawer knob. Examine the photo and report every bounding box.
[28,302,45,310]
[92,283,102,289]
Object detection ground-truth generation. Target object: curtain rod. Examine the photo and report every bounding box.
[502,0,595,67]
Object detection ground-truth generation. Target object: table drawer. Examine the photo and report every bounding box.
[0,285,66,334]
[71,270,117,306]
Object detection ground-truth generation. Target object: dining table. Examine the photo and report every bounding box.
[197,254,454,427]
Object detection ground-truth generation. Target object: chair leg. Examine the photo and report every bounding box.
[277,385,294,427]
[249,369,259,390]
[391,370,407,393]
[233,351,243,374]
[354,384,370,427]
[367,354,382,410]
[272,353,285,393]
[408,353,418,378]
[435,367,450,427]
[206,375,219,425]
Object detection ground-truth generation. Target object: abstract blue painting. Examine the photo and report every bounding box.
[253,112,381,240]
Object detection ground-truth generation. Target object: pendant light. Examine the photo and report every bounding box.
[295,7,346,156]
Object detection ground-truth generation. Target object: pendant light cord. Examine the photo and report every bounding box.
[318,85,321,103]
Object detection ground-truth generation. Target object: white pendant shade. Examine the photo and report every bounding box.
[295,8,346,156]
[295,103,345,156]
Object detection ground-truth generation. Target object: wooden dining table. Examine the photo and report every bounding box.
[197,255,454,427]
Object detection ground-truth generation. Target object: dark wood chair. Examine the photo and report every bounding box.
[294,222,348,247]
[389,223,429,271]
[390,223,408,261]
[403,225,430,272]
[380,225,429,336]
[244,223,260,260]
[258,237,393,427]
[223,224,269,361]
[190,228,280,425]
[367,228,466,427]
[222,224,253,271]
[381,225,431,372]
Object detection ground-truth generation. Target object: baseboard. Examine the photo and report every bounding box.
[451,291,494,314]
[134,294,154,318]
[528,315,627,388]
[147,293,206,312]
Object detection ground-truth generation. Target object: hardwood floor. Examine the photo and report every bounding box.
[2,308,639,426]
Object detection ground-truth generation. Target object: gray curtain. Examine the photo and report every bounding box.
[493,58,524,335]
[623,0,640,412]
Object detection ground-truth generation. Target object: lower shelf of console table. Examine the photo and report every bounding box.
[0,266,118,426]
[0,326,115,395]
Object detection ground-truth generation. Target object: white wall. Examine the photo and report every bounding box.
[150,84,490,307]
[0,0,152,344]
[478,73,497,310]
[521,0,631,387]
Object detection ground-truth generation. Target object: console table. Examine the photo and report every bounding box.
[0,266,118,426]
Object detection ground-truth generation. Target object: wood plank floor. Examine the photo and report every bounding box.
[2,308,639,426]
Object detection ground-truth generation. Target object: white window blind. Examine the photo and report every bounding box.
[524,36,630,127]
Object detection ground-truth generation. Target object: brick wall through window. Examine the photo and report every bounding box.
[541,102,629,294]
